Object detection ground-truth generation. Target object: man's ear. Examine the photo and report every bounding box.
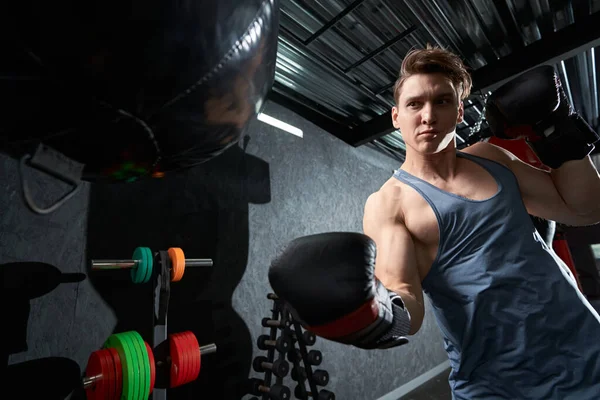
[457,101,464,124]
[391,106,401,129]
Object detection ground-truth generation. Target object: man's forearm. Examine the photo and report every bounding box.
[551,156,600,221]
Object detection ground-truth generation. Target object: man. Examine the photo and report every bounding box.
[269,46,600,399]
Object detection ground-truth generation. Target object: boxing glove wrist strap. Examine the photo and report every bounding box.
[303,281,411,350]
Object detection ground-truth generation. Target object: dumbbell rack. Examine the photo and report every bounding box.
[151,250,171,400]
[85,247,215,399]
[247,293,335,400]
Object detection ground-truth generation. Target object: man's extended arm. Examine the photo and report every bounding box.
[363,192,425,335]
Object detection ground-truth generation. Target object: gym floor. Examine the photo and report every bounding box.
[398,368,451,400]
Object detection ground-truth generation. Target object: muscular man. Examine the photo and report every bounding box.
[269,46,600,399]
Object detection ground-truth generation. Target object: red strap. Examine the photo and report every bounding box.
[488,137,549,171]
[306,298,379,339]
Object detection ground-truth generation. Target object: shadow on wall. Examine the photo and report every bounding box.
[1,262,86,398]
[83,137,271,399]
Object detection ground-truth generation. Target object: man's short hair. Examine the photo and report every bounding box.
[393,44,472,104]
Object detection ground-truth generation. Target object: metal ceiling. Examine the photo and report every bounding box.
[269,0,600,161]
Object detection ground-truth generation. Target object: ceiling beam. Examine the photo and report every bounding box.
[346,10,600,147]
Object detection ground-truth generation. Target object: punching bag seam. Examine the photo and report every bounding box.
[153,0,274,115]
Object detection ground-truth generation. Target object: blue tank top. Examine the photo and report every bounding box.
[393,151,600,400]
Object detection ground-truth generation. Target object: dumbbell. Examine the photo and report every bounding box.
[262,317,291,330]
[257,334,292,353]
[248,378,290,400]
[294,386,335,400]
[83,330,216,399]
[311,370,329,386]
[291,367,329,386]
[91,246,212,283]
[288,349,322,366]
[252,356,289,378]
[291,331,316,346]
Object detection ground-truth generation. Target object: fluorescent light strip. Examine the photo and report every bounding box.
[257,113,303,138]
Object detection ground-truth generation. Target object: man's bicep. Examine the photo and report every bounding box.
[364,219,421,301]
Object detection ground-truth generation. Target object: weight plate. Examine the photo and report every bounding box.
[104,333,136,399]
[176,333,191,387]
[185,331,201,382]
[108,347,122,400]
[142,247,154,284]
[102,348,116,400]
[124,331,148,400]
[131,247,148,284]
[180,332,194,386]
[145,342,156,394]
[167,247,185,282]
[133,332,152,399]
[169,333,187,388]
[84,350,109,400]
[169,334,181,387]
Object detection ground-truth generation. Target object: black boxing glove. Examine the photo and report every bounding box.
[268,232,411,350]
[485,65,599,169]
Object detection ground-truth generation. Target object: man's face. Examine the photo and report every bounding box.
[391,73,464,155]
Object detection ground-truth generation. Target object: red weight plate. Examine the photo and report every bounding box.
[175,332,189,388]
[178,332,193,386]
[145,342,156,394]
[84,350,108,400]
[184,332,201,382]
[101,349,115,400]
[169,334,184,388]
[108,348,122,400]
[178,333,192,387]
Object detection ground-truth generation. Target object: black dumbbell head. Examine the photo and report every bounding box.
[270,384,291,400]
[252,356,269,373]
[312,369,329,386]
[318,389,335,400]
[272,359,289,377]
[303,331,316,345]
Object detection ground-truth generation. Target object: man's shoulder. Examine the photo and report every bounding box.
[367,178,404,204]
[364,180,405,221]
[461,141,511,165]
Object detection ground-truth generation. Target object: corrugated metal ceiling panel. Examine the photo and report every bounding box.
[273,0,600,160]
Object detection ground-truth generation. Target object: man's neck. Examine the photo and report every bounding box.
[401,146,459,182]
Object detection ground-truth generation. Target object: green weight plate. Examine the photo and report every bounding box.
[104,333,138,400]
[131,247,149,284]
[125,331,150,400]
[142,247,153,284]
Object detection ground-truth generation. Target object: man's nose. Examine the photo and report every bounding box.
[421,103,437,125]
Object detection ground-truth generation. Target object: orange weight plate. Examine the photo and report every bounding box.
[168,247,185,282]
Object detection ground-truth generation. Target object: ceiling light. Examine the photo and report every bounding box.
[257,113,303,138]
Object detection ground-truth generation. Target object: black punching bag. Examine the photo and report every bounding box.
[0,0,279,182]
